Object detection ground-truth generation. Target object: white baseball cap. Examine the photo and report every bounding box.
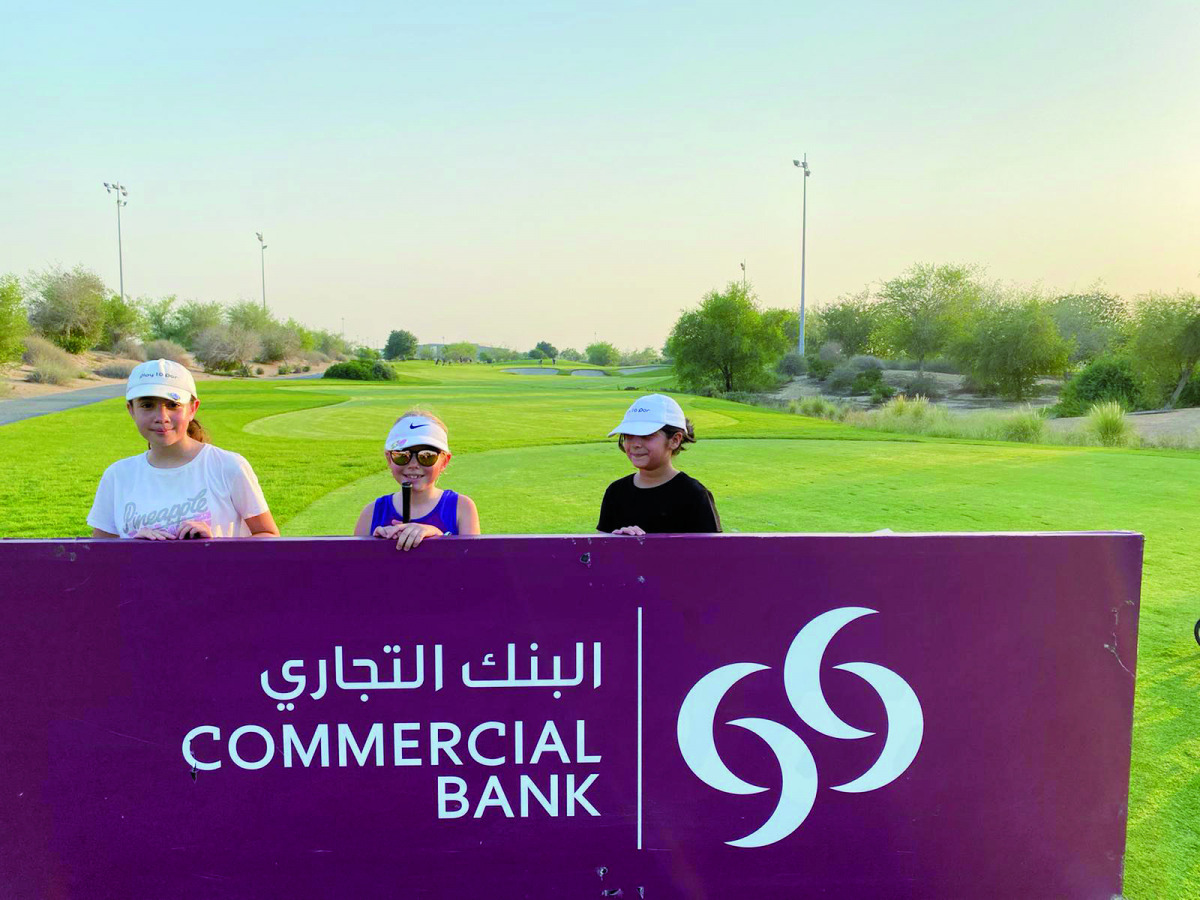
[608,394,687,437]
[125,359,197,404]
[385,415,451,454]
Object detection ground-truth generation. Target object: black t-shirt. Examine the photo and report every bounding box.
[596,472,722,534]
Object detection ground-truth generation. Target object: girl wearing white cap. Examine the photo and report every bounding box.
[598,394,721,535]
[353,409,480,550]
[87,359,279,540]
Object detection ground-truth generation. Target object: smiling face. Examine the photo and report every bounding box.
[620,429,681,472]
[385,444,448,490]
[127,396,198,448]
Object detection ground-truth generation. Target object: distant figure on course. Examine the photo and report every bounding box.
[88,359,279,540]
[597,394,721,535]
[353,410,481,550]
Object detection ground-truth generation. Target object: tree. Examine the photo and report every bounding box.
[384,329,419,360]
[193,325,262,372]
[559,348,583,362]
[811,290,882,357]
[1049,291,1129,367]
[665,282,791,392]
[0,274,28,366]
[173,300,225,348]
[534,341,558,361]
[142,295,178,342]
[257,324,302,362]
[878,263,981,374]
[618,346,663,366]
[96,294,146,349]
[586,341,619,366]
[226,300,274,334]
[444,341,478,363]
[1129,292,1200,408]
[951,295,1069,400]
[27,266,108,352]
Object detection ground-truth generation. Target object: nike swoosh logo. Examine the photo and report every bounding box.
[409,423,425,429]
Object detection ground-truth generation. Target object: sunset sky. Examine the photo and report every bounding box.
[2,0,1197,350]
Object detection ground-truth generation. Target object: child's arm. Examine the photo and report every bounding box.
[456,494,481,535]
[244,511,280,537]
[353,503,374,536]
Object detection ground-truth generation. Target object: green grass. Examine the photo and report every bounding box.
[1,358,1198,896]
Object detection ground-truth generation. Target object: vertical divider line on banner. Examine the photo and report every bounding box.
[637,604,644,850]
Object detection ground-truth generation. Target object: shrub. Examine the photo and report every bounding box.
[192,326,261,372]
[776,351,807,376]
[806,356,835,380]
[850,368,884,394]
[255,366,265,375]
[1057,357,1146,417]
[898,374,944,400]
[847,355,884,372]
[790,396,852,421]
[301,349,330,365]
[277,363,292,375]
[355,346,381,361]
[257,324,301,363]
[886,357,960,374]
[112,336,147,361]
[143,339,190,365]
[1177,372,1200,408]
[23,334,76,368]
[827,363,859,393]
[302,365,311,372]
[999,406,1047,443]
[95,362,135,378]
[27,361,79,385]
[870,383,896,405]
[1086,401,1136,447]
[818,341,844,363]
[324,359,398,381]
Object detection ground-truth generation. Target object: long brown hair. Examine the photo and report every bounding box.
[187,417,210,443]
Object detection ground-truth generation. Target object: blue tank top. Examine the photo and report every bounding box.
[369,490,460,535]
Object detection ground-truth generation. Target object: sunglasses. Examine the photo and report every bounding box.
[388,448,442,467]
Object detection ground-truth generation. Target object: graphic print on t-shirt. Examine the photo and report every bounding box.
[122,488,213,537]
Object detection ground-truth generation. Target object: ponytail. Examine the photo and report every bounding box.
[187,418,211,443]
[662,418,696,455]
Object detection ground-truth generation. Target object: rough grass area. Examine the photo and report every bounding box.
[0,359,1197,896]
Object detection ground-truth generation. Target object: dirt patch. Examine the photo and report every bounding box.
[1048,407,1200,441]
[773,370,1060,413]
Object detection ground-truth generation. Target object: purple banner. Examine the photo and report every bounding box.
[0,533,1141,899]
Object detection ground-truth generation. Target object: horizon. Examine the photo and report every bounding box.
[2,0,1197,351]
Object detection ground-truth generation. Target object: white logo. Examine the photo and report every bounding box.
[676,607,923,847]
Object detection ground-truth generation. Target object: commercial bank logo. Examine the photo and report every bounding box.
[676,607,923,848]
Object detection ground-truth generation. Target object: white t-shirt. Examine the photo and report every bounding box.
[87,444,270,538]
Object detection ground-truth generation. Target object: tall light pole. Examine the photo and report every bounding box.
[102,182,129,302]
[792,155,811,354]
[256,232,268,311]
[740,260,746,290]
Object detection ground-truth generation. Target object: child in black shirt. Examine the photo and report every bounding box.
[597,394,721,535]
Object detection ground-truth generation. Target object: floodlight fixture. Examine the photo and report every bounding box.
[101,180,130,302]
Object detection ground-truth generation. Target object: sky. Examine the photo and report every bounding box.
[1,0,1197,351]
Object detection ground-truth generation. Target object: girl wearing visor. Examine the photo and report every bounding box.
[598,393,721,535]
[88,359,278,540]
[353,410,480,550]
